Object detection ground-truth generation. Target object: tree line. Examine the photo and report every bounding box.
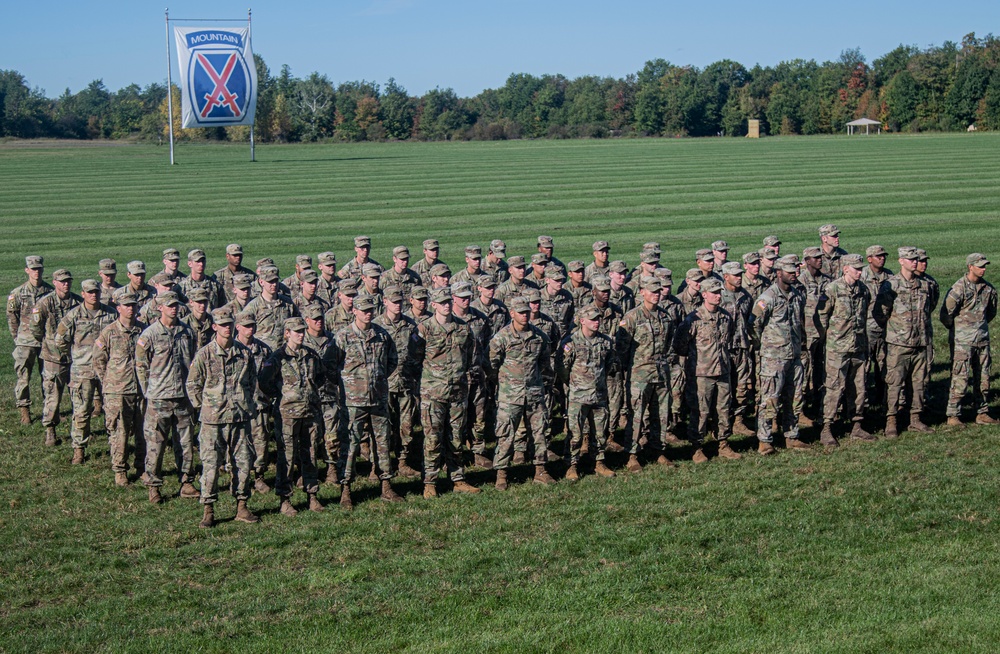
[3,33,1000,143]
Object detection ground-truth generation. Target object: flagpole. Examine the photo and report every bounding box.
[248,7,255,162]
[165,8,176,165]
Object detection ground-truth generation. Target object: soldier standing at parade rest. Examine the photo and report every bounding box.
[225,273,254,315]
[540,266,575,341]
[451,281,493,469]
[243,266,298,350]
[186,308,261,528]
[338,236,382,281]
[720,262,756,437]
[303,304,345,483]
[819,224,848,280]
[537,236,566,276]
[711,240,730,275]
[941,253,998,426]
[326,279,357,332]
[608,260,636,313]
[452,245,487,286]
[282,254,312,302]
[752,255,808,454]
[797,247,831,425]
[653,269,687,441]
[98,259,123,306]
[182,288,215,350]
[741,252,769,302]
[179,249,225,310]
[8,255,52,424]
[375,286,422,477]
[585,241,611,283]
[357,264,385,315]
[860,245,893,409]
[294,269,331,318]
[56,280,115,465]
[412,239,444,288]
[915,248,939,403]
[135,291,197,503]
[215,244,254,303]
[529,253,550,287]
[315,252,339,306]
[30,269,80,445]
[495,256,537,305]
[93,290,146,486]
[160,248,185,282]
[404,285,432,323]
[258,317,326,516]
[482,239,509,284]
[872,247,934,438]
[763,235,782,257]
[819,254,873,446]
[759,247,779,284]
[234,311,274,494]
[679,269,704,315]
[566,261,592,310]
[379,246,422,299]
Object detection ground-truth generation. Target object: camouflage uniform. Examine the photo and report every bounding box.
[325,302,355,333]
[821,274,870,426]
[751,281,806,443]
[293,293,331,319]
[456,306,492,457]
[412,256,442,289]
[609,283,636,314]
[617,301,674,455]
[304,329,347,474]
[659,292,688,434]
[93,316,147,476]
[182,311,214,350]
[674,303,735,445]
[338,256,383,282]
[820,246,848,280]
[494,277,538,306]
[238,332,273,483]
[178,275,225,310]
[567,280,593,311]
[242,292,297,350]
[7,272,52,410]
[374,311,422,467]
[482,257,510,285]
[580,300,626,435]
[797,263,831,416]
[860,262,893,406]
[30,289,81,430]
[56,302,116,450]
[472,296,509,336]
[540,285,575,340]
[742,271,770,303]
[720,282,755,424]
[556,326,617,464]
[941,269,997,418]
[379,267,422,298]
[214,264,254,303]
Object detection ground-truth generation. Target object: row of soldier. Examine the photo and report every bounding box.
[7,228,996,527]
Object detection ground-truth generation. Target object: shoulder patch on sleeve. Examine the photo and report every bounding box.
[619,319,627,327]
[136,338,146,348]
[563,342,572,353]
[95,340,105,350]
[757,300,767,310]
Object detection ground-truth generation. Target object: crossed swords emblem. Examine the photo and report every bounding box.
[197,53,242,118]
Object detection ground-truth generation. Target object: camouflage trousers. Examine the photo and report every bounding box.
[275,414,320,498]
[421,397,468,484]
[515,384,554,453]
[387,388,419,460]
[251,400,274,476]
[667,359,686,432]
[104,393,145,475]
[823,351,866,424]
[607,370,627,432]
[757,357,803,443]
[41,361,69,428]
[320,400,347,467]
[866,332,887,406]
[886,344,927,417]
[69,377,99,449]
[143,398,196,488]
[340,405,394,484]
[567,401,609,465]
[947,343,992,417]
[494,399,549,470]
[461,372,488,454]
[685,375,732,446]
[12,345,41,408]
[629,379,670,455]
[801,338,826,415]
[730,348,754,419]
[199,421,253,504]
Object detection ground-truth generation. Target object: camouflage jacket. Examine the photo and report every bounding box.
[374,313,422,393]
[488,323,552,406]
[7,280,53,347]
[187,339,257,424]
[402,307,432,325]
[181,312,214,350]
[417,316,473,403]
[494,278,538,306]
[720,286,753,350]
[325,303,355,333]
[30,291,82,363]
[659,294,687,362]
[940,275,997,347]
[541,287,575,338]
[481,258,509,284]
[873,276,933,348]
[281,273,306,302]
[178,275,225,310]
[338,257,383,282]
[93,319,145,395]
[616,303,674,384]
[823,277,869,356]
[242,293,297,350]
[126,282,157,309]
[258,344,323,419]
[237,336,273,404]
[332,322,397,407]
[452,268,489,287]
[356,287,385,315]
[742,273,770,302]
[674,305,734,378]
[820,246,848,280]
[293,294,332,319]
[860,265,893,337]
[556,329,616,405]
[471,297,508,335]
[583,262,610,284]
[213,264,255,303]
[922,273,940,339]
[136,319,196,400]
[610,284,636,314]
[797,267,831,344]
[567,282,593,311]
[411,257,443,288]
[679,287,703,315]
[752,283,805,361]
[56,303,116,382]
[378,267,422,298]
[139,297,189,325]
[304,330,344,404]
[100,282,123,307]
[530,313,562,385]
[316,274,339,306]
[457,307,491,377]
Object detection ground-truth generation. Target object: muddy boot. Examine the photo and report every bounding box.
[692,448,709,464]
[453,480,481,494]
[947,416,964,427]
[179,482,200,499]
[340,485,353,510]
[820,424,838,447]
[495,470,508,491]
[199,504,215,528]
[718,440,742,460]
[308,493,324,512]
[473,454,494,470]
[254,477,271,495]
[884,416,899,439]
[148,486,162,504]
[533,464,556,485]
[757,440,776,456]
[850,422,876,441]
[71,448,85,465]
[594,461,616,478]
[423,483,438,499]
[19,407,31,425]
[732,415,754,436]
[44,427,56,447]
[279,497,298,517]
[910,413,933,432]
[565,465,580,481]
[235,499,260,523]
[114,471,129,487]
[626,454,643,473]
[512,451,526,465]
[380,480,404,502]
[975,413,999,425]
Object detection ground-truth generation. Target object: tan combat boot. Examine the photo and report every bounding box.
[605,439,625,453]
[820,424,838,447]
[594,461,616,478]
[909,413,933,432]
[692,448,709,464]
[308,493,324,512]
[71,448,85,465]
[91,397,103,418]
[235,499,260,523]
[423,483,438,499]
[850,421,876,441]
[797,414,814,428]
[565,465,580,481]
[757,441,776,456]
[473,454,494,470]
[884,416,899,438]
[397,461,420,477]
[655,453,676,467]
[254,477,271,494]
[367,467,379,483]
[44,427,56,447]
[947,416,964,427]
[976,413,999,425]
[626,455,643,473]
[279,497,298,517]
[718,440,742,460]
[199,504,214,528]
[494,470,508,491]
[732,416,754,436]
[380,480,404,502]
[533,464,555,485]
[148,486,162,504]
[452,480,481,494]
[360,441,372,461]
[114,471,129,487]
[512,451,526,465]
[340,485,353,510]
[786,437,810,450]
[179,482,200,499]
[19,407,31,425]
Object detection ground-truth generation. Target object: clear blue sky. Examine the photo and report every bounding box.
[3,0,998,98]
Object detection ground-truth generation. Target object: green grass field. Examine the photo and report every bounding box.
[2,134,1000,652]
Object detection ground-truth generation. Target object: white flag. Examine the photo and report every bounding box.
[174,27,257,128]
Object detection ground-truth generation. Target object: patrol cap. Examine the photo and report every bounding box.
[722,262,744,276]
[187,249,206,262]
[188,288,210,303]
[451,281,474,298]
[760,246,779,261]
[259,266,280,283]
[284,317,307,332]
[775,255,801,272]
[212,308,235,326]
[127,260,146,275]
[423,238,440,250]
[742,251,761,265]
[256,257,274,268]
[361,263,381,278]
[162,248,180,261]
[591,276,612,291]
[819,223,841,237]
[898,247,919,260]
[477,276,497,289]
[654,268,673,284]
[149,272,174,287]
[25,255,44,269]
[593,240,610,251]
[916,248,930,262]
[524,288,542,303]
[763,235,781,247]
[296,254,313,267]
[410,286,429,300]
[531,253,549,266]
[640,251,660,264]
[967,253,990,267]
[300,270,319,284]
[354,235,372,248]
[642,242,661,253]
[696,248,714,262]
[53,269,73,282]
[157,291,181,307]
[115,289,139,306]
[302,304,325,321]
[842,254,865,270]
[354,295,377,312]
[507,255,527,268]
[568,260,586,273]
[641,278,663,293]
[490,239,506,255]
[544,266,566,281]
[233,273,254,290]
[226,244,243,256]
[99,259,117,274]
[579,305,602,322]
[236,311,256,327]
[429,263,451,277]
[609,260,629,274]
[383,285,404,303]
[509,296,531,313]
[537,235,554,248]
[463,246,482,259]
[866,245,887,257]
[712,240,729,252]
[685,268,705,282]
[338,279,359,296]
[700,278,724,294]
[802,246,823,260]
[318,251,337,266]
[430,287,452,304]
[392,245,410,259]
